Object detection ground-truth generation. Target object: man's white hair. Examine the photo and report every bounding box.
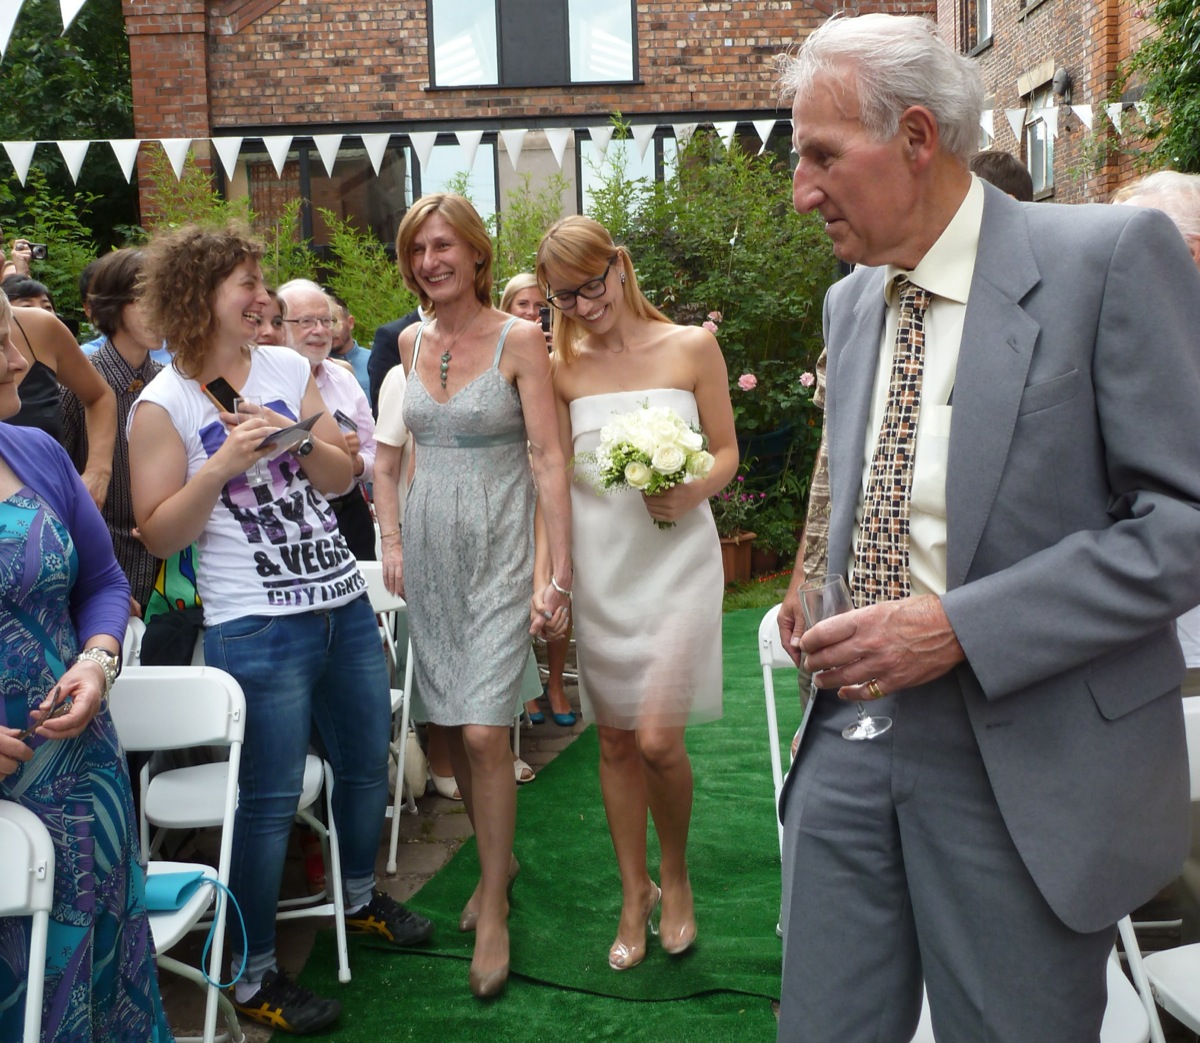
[1112,170,1200,242]
[777,14,984,164]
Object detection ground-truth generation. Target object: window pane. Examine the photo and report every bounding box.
[579,136,677,214]
[568,0,633,82]
[310,146,411,247]
[419,141,498,224]
[978,0,991,39]
[432,0,498,86]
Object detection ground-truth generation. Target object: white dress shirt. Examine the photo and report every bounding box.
[314,359,377,494]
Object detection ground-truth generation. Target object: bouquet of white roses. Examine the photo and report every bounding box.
[581,402,715,528]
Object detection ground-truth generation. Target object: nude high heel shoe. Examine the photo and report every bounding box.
[608,883,661,971]
[458,855,520,933]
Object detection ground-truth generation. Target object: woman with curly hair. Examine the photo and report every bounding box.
[128,223,432,1035]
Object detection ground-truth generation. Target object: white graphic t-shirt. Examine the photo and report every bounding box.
[131,345,366,626]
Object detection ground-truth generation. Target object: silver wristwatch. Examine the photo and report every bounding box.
[77,647,120,697]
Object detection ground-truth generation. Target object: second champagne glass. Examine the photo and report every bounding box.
[232,395,270,487]
[799,573,893,741]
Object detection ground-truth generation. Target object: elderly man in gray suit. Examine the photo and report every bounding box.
[774,14,1200,1042]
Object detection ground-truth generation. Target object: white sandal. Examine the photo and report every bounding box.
[429,771,462,800]
[514,758,535,785]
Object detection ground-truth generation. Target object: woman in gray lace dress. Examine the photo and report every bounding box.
[376,194,572,999]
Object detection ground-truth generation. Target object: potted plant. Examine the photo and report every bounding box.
[711,476,765,584]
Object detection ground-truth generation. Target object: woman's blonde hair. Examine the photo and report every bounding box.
[139,223,265,378]
[499,272,541,314]
[395,194,493,318]
[535,215,669,362]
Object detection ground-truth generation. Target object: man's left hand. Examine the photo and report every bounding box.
[799,593,965,701]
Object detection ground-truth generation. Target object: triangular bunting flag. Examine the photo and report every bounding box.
[588,125,614,161]
[1004,108,1026,142]
[1106,103,1123,135]
[630,124,656,161]
[408,131,438,172]
[310,134,343,177]
[263,135,293,178]
[56,139,90,183]
[499,129,526,171]
[980,109,994,140]
[672,122,697,149]
[712,121,737,151]
[1135,100,1152,125]
[159,138,192,180]
[361,133,391,175]
[0,0,25,62]
[59,0,86,33]
[1038,106,1059,139]
[752,119,775,154]
[108,139,140,183]
[210,137,243,181]
[456,129,483,170]
[1071,104,1093,131]
[544,127,571,170]
[2,141,37,187]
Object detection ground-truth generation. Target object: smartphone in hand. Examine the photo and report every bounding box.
[333,409,359,434]
[202,377,239,414]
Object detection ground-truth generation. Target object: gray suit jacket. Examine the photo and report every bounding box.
[810,183,1200,933]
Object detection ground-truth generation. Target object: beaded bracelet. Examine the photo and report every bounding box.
[550,576,572,598]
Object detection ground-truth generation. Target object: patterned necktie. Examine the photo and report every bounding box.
[852,277,932,608]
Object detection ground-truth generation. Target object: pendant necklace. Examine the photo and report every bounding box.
[438,307,484,389]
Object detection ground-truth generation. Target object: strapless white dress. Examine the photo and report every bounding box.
[569,388,724,729]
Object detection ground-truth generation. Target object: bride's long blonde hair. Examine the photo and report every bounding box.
[535,216,669,363]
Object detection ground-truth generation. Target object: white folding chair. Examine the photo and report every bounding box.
[1110,697,1200,1041]
[120,665,352,988]
[357,560,418,876]
[759,603,803,860]
[0,801,55,1043]
[107,666,247,1043]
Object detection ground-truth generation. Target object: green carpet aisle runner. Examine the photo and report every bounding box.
[296,608,801,1040]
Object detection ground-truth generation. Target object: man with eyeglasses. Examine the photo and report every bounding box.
[277,279,379,561]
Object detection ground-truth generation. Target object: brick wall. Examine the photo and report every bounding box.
[938,0,1149,204]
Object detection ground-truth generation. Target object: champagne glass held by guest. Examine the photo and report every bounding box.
[376,194,572,999]
[535,216,738,971]
[128,224,433,1036]
[0,291,173,1040]
[499,272,576,728]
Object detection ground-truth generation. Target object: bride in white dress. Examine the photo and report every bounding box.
[535,216,738,973]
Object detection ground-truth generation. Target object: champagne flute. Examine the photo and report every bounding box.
[232,395,270,487]
[799,573,893,741]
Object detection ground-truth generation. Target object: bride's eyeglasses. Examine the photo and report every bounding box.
[546,259,615,311]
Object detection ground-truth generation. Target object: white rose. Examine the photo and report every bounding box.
[686,450,716,478]
[677,427,704,451]
[651,444,686,475]
[625,460,653,489]
[649,417,679,444]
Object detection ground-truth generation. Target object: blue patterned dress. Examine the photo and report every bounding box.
[0,490,173,1042]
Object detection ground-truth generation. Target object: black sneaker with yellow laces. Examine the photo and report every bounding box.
[345,889,434,945]
[228,968,340,1035]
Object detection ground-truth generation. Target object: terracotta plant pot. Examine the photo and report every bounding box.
[751,547,781,576]
[719,531,756,585]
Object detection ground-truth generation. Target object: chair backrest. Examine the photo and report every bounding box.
[358,560,407,615]
[759,603,799,671]
[1183,697,1200,802]
[123,617,146,667]
[0,800,55,1043]
[0,801,54,917]
[107,666,246,753]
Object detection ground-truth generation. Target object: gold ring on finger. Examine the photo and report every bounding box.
[866,679,885,700]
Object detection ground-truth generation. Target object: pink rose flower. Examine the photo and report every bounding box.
[738,373,758,391]
[799,371,816,388]
[707,310,723,323]
[702,320,718,333]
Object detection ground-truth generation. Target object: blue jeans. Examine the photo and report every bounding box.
[204,594,391,977]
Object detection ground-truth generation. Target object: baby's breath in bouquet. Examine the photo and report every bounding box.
[579,402,715,529]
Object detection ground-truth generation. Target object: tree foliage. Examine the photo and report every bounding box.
[0,0,137,246]
[1124,0,1200,172]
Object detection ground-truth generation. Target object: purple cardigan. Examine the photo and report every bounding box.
[0,422,130,645]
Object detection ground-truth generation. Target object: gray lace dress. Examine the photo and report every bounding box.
[402,317,535,726]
